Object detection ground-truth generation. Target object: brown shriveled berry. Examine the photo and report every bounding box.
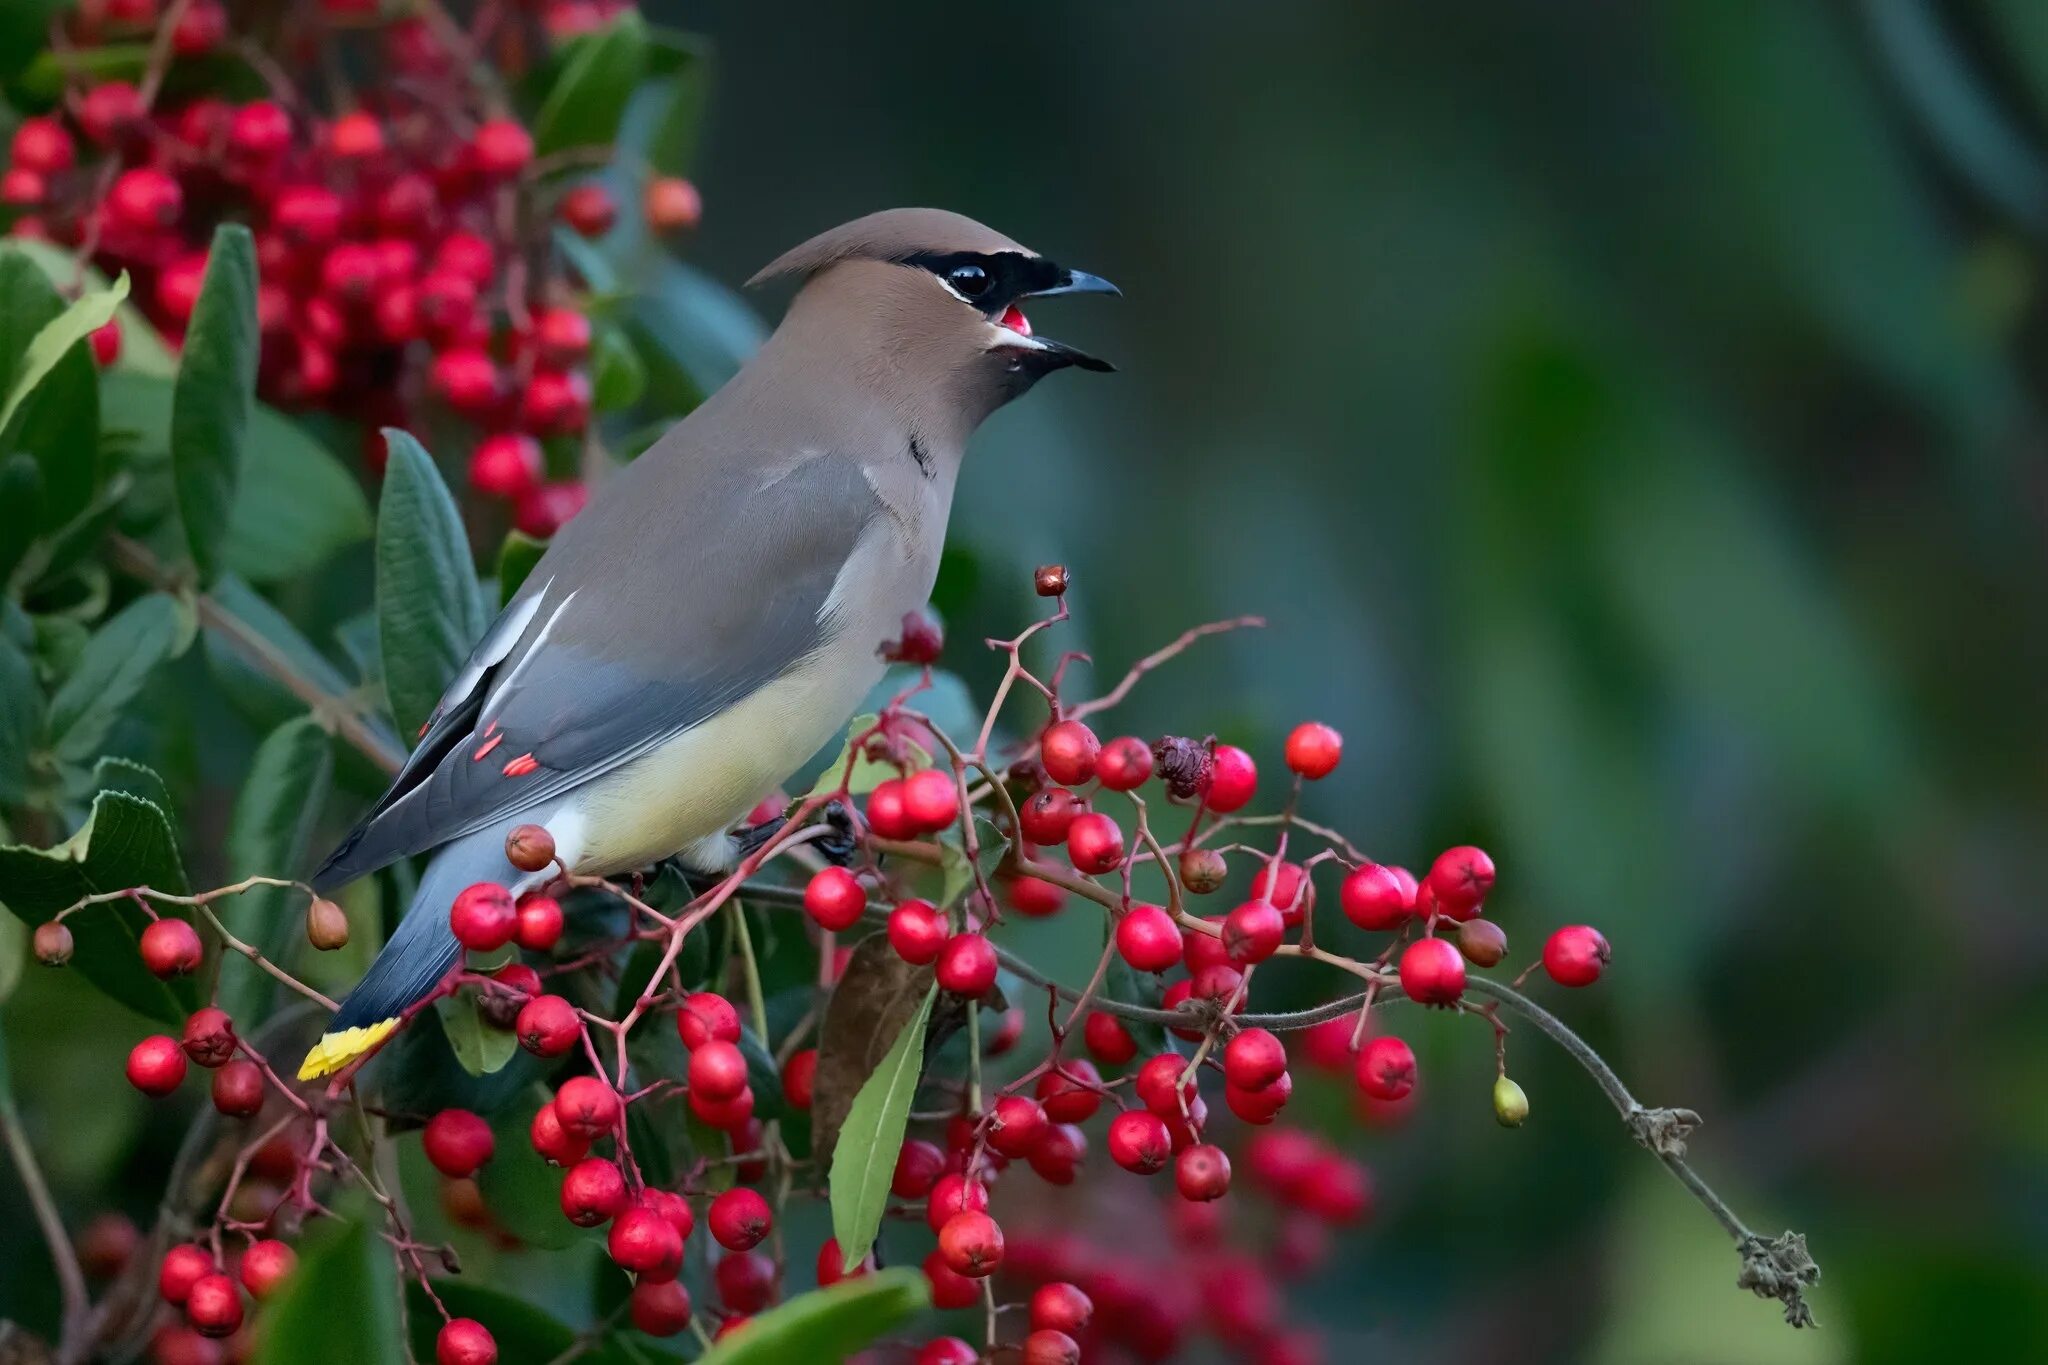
[504,823,556,872]
[306,897,349,950]
[180,1007,237,1068]
[1458,917,1508,968]
[1180,847,1229,894]
[1152,735,1213,801]
[1033,563,1069,597]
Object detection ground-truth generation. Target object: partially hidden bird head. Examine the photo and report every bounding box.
[749,207,1118,431]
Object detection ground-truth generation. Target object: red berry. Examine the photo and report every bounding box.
[560,1156,628,1226]
[692,1083,756,1130]
[1399,936,1467,1005]
[417,271,478,338]
[689,1040,749,1103]
[1095,735,1154,790]
[1222,899,1285,965]
[432,231,496,288]
[1339,863,1414,931]
[1108,1110,1172,1174]
[1136,1052,1194,1114]
[1175,1142,1231,1201]
[436,1318,497,1365]
[184,1272,243,1337]
[714,1249,776,1313]
[1542,925,1610,987]
[1356,1034,1416,1101]
[1223,1028,1288,1091]
[642,1188,695,1241]
[1031,1281,1094,1335]
[986,1095,1049,1158]
[127,1036,187,1096]
[783,1047,817,1109]
[676,992,739,1049]
[431,348,500,415]
[1040,720,1100,786]
[900,766,961,832]
[864,777,915,840]
[1026,1121,1087,1184]
[922,1249,980,1309]
[33,920,74,965]
[316,111,380,163]
[1426,845,1496,920]
[180,1007,236,1068]
[1183,916,1232,974]
[1284,721,1343,779]
[0,167,44,207]
[472,119,534,178]
[227,101,292,162]
[1018,786,1080,844]
[917,1337,978,1365]
[886,898,948,964]
[609,1203,684,1281]
[79,83,144,147]
[9,117,74,174]
[1115,903,1182,973]
[1005,871,1066,917]
[521,369,592,435]
[554,1075,622,1138]
[530,1101,590,1166]
[1035,1059,1102,1124]
[1065,811,1125,874]
[158,1244,214,1304]
[1251,859,1310,912]
[1023,1329,1081,1365]
[140,918,203,979]
[923,1172,989,1231]
[171,0,227,53]
[209,1060,264,1117]
[1204,744,1257,812]
[630,1278,692,1336]
[102,0,160,26]
[85,317,120,368]
[817,1236,871,1285]
[934,933,997,997]
[238,1239,295,1299]
[514,892,564,951]
[423,1109,495,1178]
[533,307,592,367]
[559,183,617,238]
[449,883,517,952]
[154,254,209,327]
[803,866,867,931]
[708,1186,772,1251]
[937,1210,1004,1278]
[644,176,702,232]
[490,962,541,1000]
[892,1139,945,1197]
[1084,1010,1138,1064]
[514,480,588,537]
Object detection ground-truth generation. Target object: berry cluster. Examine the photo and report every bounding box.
[0,0,701,538]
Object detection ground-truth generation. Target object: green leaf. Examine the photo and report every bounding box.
[803,714,925,799]
[0,786,198,1025]
[828,983,936,1274]
[250,1214,404,1365]
[224,403,373,582]
[14,41,151,99]
[0,629,43,806]
[474,1097,582,1249]
[591,326,647,412]
[46,593,192,771]
[0,0,68,80]
[0,910,23,1005]
[216,717,332,1025]
[533,10,649,154]
[434,987,519,1076]
[3,237,178,377]
[697,1268,930,1365]
[628,259,765,406]
[0,269,127,440]
[170,225,259,585]
[91,755,174,815]
[375,429,487,739]
[0,455,42,586]
[406,1278,662,1365]
[0,247,99,530]
[495,530,547,608]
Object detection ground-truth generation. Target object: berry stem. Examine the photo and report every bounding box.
[0,1077,91,1355]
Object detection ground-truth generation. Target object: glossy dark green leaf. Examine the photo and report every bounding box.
[627,259,765,407]
[828,982,935,1273]
[0,786,198,1024]
[496,529,547,607]
[473,1096,582,1249]
[0,454,41,585]
[697,1268,929,1365]
[434,987,519,1077]
[170,224,259,585]
[250,1214,404,1365]
[216,716,332,1025]
[46,592,192,771]
[0,628,42,806]
[224,403,372,582]
[533,10,648,154]
[0,269,126,439]
[0,246,98,531]
[375,429,487,739]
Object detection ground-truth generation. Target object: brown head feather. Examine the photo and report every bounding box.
[747,207,1035,288]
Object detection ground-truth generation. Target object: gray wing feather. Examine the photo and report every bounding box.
[314,452,879,890]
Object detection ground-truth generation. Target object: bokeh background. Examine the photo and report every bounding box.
[664,0,2046,1360]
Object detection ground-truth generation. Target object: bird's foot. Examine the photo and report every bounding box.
[813,800,858,865]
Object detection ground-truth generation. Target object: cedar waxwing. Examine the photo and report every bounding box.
[298,208,1117,1079]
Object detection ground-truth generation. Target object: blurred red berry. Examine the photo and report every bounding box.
[209,1060,263,1117]
[630,1279,692,1336]
[559,183,618,237]
[644,176,702,232]
[238,1239,295,1299]
[514,480,589,537]
[1355,1034,1416,1101]
[472,119,534,178]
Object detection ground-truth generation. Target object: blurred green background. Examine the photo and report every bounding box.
[667,0,2047,1359]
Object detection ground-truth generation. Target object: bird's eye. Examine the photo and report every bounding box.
[947,264,991,298]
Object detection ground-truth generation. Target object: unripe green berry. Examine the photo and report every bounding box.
[1493,1075,1529,1127]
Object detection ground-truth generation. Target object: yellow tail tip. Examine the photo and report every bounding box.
[297,1018,401,1081]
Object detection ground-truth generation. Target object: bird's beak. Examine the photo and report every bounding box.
[1004,266,1119,373]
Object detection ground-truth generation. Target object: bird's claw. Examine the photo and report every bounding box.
[814,800,858,866]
